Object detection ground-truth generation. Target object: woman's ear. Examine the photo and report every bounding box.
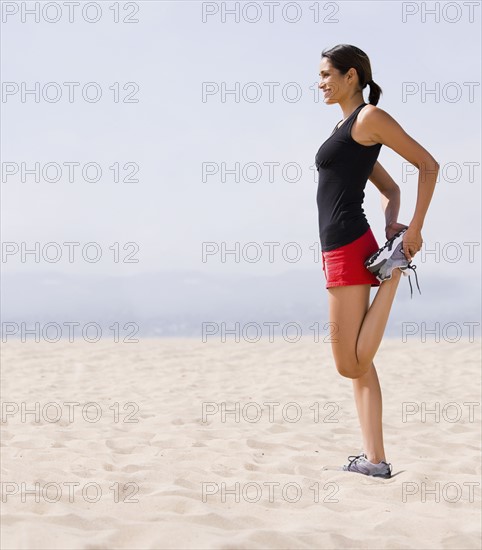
[346,67,356,82]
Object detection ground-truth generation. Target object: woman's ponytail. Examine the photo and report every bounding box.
[367,79,382,106]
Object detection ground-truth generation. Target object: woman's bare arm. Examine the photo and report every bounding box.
[364,108,439,260]
[368,161,402,238]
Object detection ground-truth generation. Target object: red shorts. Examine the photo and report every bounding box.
[322,227,381,289]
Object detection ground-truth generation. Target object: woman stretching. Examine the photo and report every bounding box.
[315,44,439,478]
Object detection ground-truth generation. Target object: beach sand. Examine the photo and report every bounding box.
[1,337,480,549]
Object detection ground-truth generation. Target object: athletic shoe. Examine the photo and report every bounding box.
[364,229,421,298]
[342,453,392,479]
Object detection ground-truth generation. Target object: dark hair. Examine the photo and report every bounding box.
[321,44,382,106]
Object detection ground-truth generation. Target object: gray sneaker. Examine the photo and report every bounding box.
[364,229,421,298]
[342,453,392,479]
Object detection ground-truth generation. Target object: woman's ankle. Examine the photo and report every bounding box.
[366,453,386,464]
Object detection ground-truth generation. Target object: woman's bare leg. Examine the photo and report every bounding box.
[327,269,402,379]
[352,362,386,463]
[326,276,401,463]
[356,270,402,371]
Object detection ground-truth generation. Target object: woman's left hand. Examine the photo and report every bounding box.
[386,222,408,240]
[402,225,423,261]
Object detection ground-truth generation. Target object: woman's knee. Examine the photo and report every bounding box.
[335,361,371,379]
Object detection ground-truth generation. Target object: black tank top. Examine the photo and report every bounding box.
[315,102,382,251]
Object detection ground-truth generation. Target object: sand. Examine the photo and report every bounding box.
[1,337,480,549]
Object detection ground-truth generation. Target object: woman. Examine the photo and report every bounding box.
[315,44,439,478]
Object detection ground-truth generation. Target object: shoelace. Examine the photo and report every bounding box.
[346,453,366,469]
[403,263,421,299]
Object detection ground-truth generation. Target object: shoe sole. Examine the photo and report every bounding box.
[342,468,392,478]
[364,229,407,270]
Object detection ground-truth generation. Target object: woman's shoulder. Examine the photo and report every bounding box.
[359,104,400,132]
[360,104,395,123]
[357,104,420,150]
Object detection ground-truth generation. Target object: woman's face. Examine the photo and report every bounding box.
[318,57,348,104]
